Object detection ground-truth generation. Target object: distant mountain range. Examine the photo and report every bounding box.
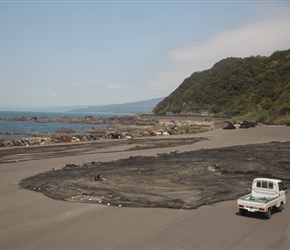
[0,98,164,114]
[68,98,164,114]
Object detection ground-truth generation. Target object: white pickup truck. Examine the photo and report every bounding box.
[237,178,287,219]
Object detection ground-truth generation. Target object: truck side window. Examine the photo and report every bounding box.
[256,181,261,188]
[268,182,273,189]
[278,182,284,191]
[262,181,267,188]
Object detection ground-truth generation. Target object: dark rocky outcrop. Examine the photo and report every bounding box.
[0,115,215,147]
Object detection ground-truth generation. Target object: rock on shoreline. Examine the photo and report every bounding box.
[0,115,216,147]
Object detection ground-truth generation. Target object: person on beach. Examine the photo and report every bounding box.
[214,164,220,170]
[94,173,103,181]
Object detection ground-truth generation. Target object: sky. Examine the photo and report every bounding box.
[1,0,290,109]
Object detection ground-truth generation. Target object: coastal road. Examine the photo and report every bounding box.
[1,126,290,249]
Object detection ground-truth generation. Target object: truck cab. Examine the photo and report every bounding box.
[251,178,286,199]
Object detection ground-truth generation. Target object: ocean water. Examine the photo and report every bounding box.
[0,111,133,139]
[0,110,133,119]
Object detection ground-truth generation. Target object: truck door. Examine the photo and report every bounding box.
[278,182,286,197]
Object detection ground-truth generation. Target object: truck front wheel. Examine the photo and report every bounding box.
[264,209,272,219]
[277,202,284,212]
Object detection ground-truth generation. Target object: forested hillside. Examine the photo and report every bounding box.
[153,49,290,124]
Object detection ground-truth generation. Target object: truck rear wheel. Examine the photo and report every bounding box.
[264,209,271,219]
[239,208,247,216]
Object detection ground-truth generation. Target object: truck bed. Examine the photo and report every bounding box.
[238,194,277,208]
[241,194,274,203]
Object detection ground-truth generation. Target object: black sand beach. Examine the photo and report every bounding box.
[1,125,290,249]
[4,125,288,210]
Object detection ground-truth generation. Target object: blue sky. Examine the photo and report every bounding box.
[1,0,290,108]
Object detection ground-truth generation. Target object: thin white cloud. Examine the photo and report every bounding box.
[170,16,290,66]
[149,13,290,97]
[72,82,83,87]
[49,93,60,98]
[108,84,121,89]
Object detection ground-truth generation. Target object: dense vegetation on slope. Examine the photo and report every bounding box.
[153,49,290,124]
